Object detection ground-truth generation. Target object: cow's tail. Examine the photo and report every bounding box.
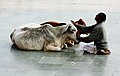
[10,30,15,43]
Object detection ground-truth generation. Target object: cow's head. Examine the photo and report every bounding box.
[61,24,77,41]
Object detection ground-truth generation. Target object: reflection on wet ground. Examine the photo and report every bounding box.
[0,0,120,76]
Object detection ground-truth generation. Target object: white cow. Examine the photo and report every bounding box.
[10,23,77,51]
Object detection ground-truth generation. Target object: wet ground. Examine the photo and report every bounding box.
[0,0,120,76]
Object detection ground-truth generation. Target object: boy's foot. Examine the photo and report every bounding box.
[96,50,111,55]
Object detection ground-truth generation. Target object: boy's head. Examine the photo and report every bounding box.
[95,12,106,23]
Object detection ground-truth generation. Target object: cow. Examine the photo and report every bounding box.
[10,23,77,51]
[40,19,86,46]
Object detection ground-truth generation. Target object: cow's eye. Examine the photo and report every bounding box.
[70,29,76,33]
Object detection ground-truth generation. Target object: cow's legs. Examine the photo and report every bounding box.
[44,45,61,51]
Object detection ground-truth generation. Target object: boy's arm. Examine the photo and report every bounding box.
[77,25,95,33]
[79,27,101,43]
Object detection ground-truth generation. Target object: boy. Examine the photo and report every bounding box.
[72,12,111,55]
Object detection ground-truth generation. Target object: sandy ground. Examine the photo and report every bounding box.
[0,0,120,76]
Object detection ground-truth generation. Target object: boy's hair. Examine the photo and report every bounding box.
[98,12,106,22]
